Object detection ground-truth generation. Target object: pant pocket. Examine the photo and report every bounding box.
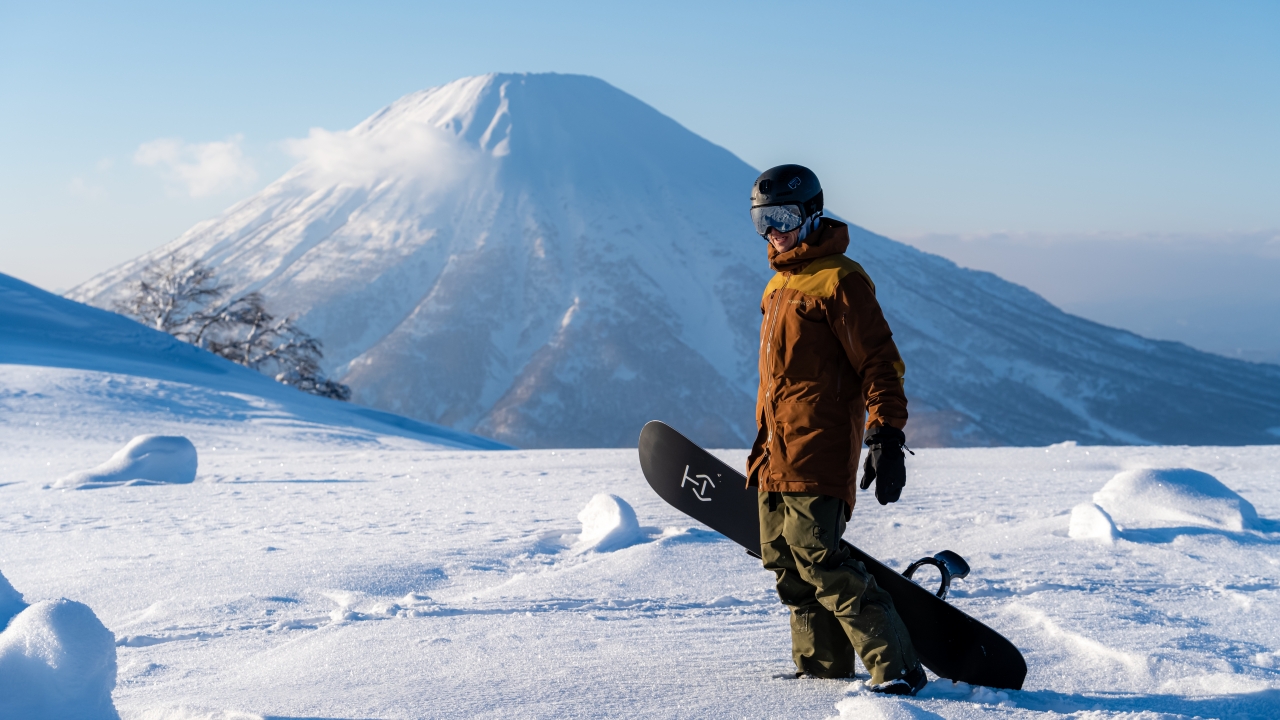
[782,494,841,551]
[758,491,785,546]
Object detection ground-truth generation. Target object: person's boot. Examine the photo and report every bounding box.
[868,663,927,696]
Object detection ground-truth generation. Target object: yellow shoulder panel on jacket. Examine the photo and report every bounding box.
[760,255,875,304]
[762,272,787,303]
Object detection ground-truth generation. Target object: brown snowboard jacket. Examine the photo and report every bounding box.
[746,219,908,509]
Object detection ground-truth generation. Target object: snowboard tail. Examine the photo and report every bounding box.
[637,420,1027,690]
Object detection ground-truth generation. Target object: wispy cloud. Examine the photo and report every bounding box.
[135,135,257,197]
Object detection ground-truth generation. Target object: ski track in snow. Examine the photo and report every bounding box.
[3,372,1280,718]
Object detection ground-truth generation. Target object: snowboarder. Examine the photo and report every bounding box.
[746,164,926,695]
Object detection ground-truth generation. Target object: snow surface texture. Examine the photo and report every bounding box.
[4,373,1280,717]
[128,710,260,720]
[0,571,119,720]
[69,72,1280,448]
[574,493,642,553]
[55,435,198,489]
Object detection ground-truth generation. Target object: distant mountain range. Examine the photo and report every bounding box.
[70,73,1280,448]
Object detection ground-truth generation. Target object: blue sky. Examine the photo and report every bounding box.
[1,0,1277,357]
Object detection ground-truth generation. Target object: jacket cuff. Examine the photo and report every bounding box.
[864,425,906,447]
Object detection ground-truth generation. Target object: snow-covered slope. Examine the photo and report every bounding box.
[69,73,1280,448]
[1,272,506,451]
[2,428,1279,718]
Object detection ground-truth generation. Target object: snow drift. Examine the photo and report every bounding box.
[574,493,642,553]
[69,72,1280,448]
[0,571,119,720]
[1068,502,1119,543]
[1094,467,1261,531]
[54,434,198,489]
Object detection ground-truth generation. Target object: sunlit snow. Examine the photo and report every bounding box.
[4,408,1279,718]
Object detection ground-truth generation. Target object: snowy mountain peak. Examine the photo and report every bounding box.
[355,72,528,156]
[280,73,726,193]
[357,72,692,155]
[70,74,1280,448]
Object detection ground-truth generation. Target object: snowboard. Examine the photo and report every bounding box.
[637,420,1027,690]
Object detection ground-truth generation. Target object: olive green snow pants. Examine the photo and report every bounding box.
[758,491,919,684]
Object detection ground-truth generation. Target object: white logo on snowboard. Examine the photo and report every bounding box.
[681,465,716,502]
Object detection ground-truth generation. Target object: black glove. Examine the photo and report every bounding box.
[860,426,908,505]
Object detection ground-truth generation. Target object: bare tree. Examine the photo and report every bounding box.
[115,255,352,401]
[275,367,353,401]
[204,293,352,400]
[113,253,227,338]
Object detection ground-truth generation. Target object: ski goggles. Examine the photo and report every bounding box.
[750,203,805,236]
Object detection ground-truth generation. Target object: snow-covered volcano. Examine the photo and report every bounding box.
[71,73,1280,448]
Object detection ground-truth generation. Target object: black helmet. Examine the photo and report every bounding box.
[750,164,823,236]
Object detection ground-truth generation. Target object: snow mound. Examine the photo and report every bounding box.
[0,598,119,720]
[574,494,642,553]
[0,569,27,629]
[1094,468,1260,531]
[54,435,198,489]
[1068,502,1118,543]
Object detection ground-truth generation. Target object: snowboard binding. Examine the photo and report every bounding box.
[902,550,971,600]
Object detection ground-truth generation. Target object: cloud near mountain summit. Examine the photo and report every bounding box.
[281,124,485,190]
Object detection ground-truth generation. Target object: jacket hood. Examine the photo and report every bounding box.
[768,219,851,273]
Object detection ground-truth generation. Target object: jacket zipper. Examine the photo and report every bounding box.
[761,276,792,446]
